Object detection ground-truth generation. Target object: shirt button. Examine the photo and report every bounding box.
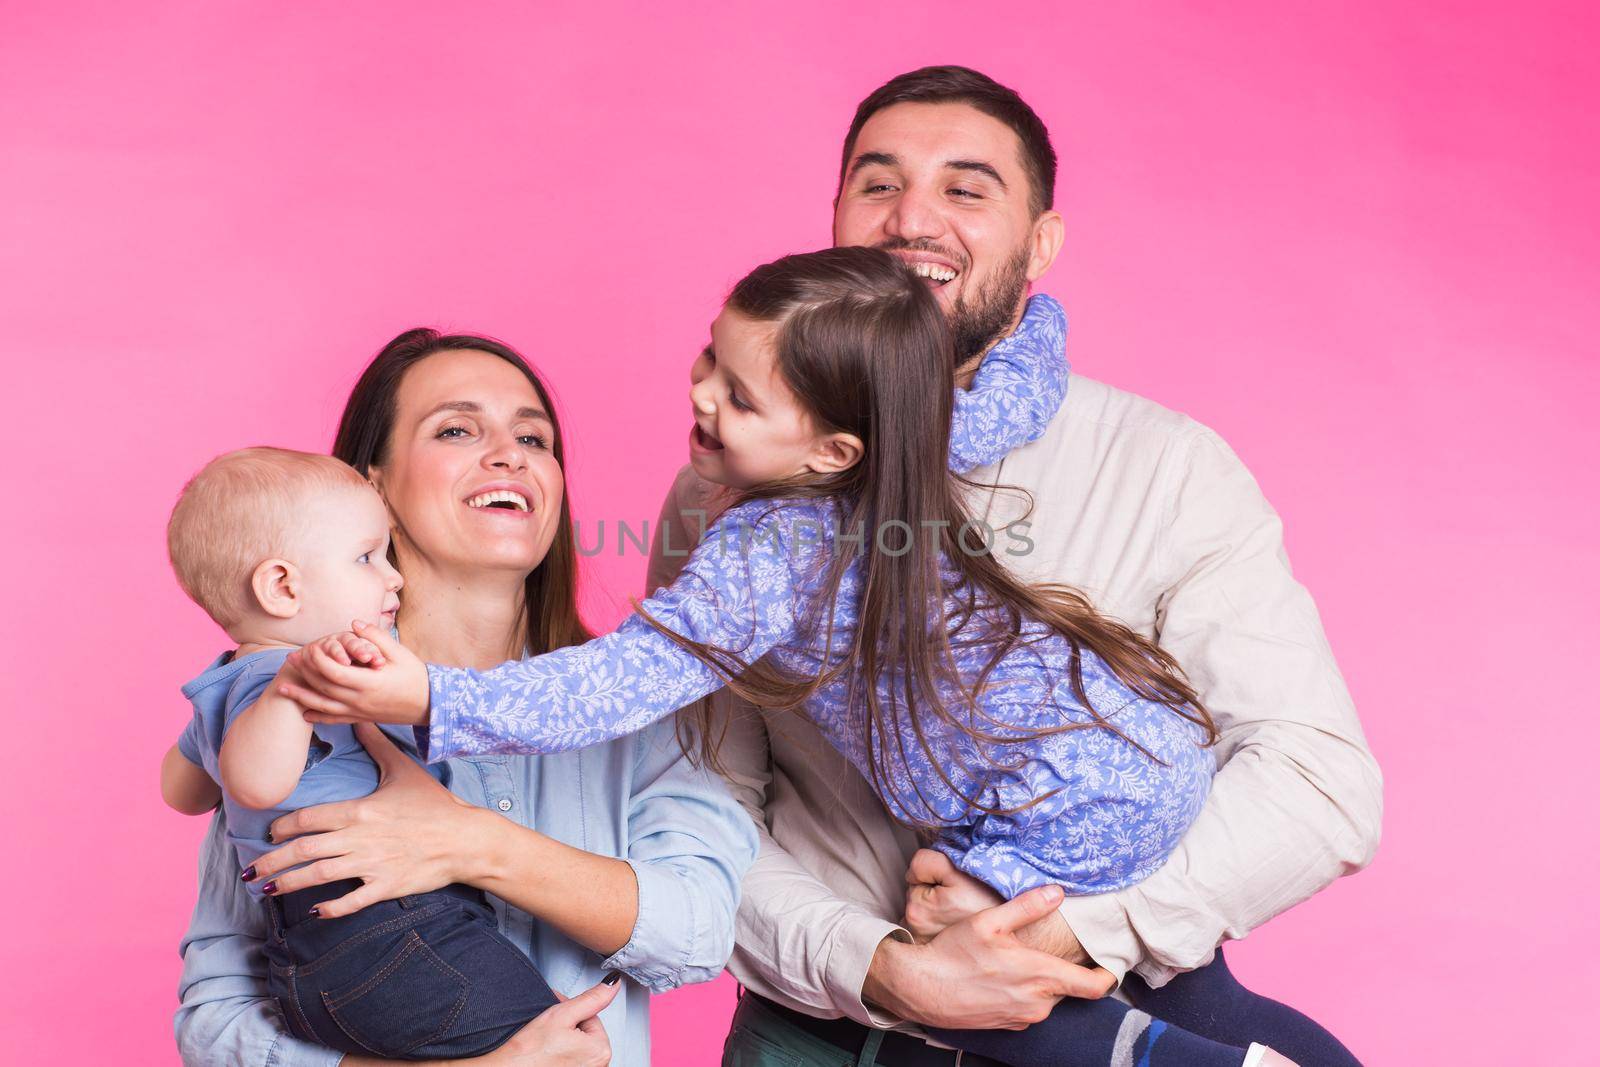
[496,798,512,812]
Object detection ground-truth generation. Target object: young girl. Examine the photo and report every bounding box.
[285,247,1300,1067]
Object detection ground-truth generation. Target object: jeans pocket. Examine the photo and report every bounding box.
[323,929,471,1056]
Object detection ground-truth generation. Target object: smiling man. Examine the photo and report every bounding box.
[649,66,1381,1066]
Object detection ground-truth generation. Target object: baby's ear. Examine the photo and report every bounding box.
[808,432,864,476]
[250,559,302,620]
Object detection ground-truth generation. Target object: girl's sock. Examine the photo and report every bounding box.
[1122,948,1361,1067]
[929,993,1249,1067]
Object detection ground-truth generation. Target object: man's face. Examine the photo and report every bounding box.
[833,101,1059,362]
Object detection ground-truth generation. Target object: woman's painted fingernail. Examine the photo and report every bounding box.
[261,881,278,895]
[602,970,622,986]
[240,865,256,882]
[309,906,320,918]
[264,828,274,844]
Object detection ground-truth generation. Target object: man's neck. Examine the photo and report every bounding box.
[395,562,529,670]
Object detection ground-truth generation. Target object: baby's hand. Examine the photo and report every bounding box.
[303,630,387,670]
[279,621,430,727]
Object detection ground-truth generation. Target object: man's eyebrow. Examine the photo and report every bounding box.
[847,151,899,178]
[946,159,1007,187]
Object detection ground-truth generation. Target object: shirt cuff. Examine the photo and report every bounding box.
[422,665,454,764]
[1055,890,1144,984]
[831,915,915,1029]
[601,858,700,993]
[265,1029,345,1067]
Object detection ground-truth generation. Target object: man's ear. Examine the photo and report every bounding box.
[807,432,864,475]
[1025,209,1065,282]
[250,559,302,620]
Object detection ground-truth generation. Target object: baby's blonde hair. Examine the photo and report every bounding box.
[168,447,371,630]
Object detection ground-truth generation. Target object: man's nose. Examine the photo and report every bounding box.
[884,186,943,242]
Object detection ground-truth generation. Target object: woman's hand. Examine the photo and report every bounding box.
[465,979,620,1066]
[278,621,431,727]
[246,723,493,917]
[903,848,1089,964]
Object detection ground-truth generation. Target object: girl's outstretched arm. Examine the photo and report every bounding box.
[949,292,1069,473]
[285,502,806,761]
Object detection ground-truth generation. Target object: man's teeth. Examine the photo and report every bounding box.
[467,490,530,512]
[910,262,958,283]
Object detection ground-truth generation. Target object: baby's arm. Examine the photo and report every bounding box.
[161,743,221,815]
[218,658,315,810]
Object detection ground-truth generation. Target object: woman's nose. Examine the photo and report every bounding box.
[483,434,527,471]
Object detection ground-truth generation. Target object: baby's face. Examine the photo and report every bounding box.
[283,486,403,643]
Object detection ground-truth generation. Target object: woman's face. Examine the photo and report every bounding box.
[371,348,566,581]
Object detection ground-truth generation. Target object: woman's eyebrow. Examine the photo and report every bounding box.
[423,400,551,425]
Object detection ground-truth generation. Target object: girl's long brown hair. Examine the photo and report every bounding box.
[658,248,1215,822]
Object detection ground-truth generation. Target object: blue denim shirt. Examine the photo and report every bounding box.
[175,719,757,1066]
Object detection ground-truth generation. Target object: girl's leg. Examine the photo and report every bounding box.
[1122,948,1361,1067]
[928,992,1250,1067]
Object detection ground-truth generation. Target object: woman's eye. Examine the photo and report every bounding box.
[518,434,549,449]
[436,426,469,439]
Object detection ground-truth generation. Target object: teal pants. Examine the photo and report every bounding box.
[721,994,892,1067]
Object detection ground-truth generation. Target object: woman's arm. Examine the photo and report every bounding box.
[246,724,638,954]
[597,717,759,991]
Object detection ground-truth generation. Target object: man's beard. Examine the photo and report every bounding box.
[948,243,1032,363]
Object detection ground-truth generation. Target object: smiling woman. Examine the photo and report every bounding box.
[173,327,758,1066]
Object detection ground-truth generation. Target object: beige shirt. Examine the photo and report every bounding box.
[645,374,1382,1028]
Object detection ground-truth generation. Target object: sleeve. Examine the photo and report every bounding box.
[598,717,759,992]
[176,712,205,767]
[646,468,908,1025]
[426,504,802,760]
[174,810,344,1067]
[1056,430,1384,986]
[949,293,1070,473]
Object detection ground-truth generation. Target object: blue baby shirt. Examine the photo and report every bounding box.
[177,647,429,896]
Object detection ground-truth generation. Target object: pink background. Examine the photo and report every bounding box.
[3,1,1595,1062]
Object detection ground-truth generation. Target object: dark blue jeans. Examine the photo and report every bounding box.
[263,879,559,1060]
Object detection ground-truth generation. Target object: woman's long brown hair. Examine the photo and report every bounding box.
[334,329,592,657]
[655,248,1216,822]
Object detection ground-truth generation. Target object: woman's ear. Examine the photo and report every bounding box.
[250,559,302,620]
[366,466,399,526]
[807,432,864,475]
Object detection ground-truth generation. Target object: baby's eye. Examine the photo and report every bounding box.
[358,552,372,564]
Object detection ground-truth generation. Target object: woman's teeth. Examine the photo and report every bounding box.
[467,490,530,512]
[910,262,958,284]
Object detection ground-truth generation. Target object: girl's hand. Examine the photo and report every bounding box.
[903,847,1005,942]
[246,723,492,916]
[279,621,429,726]
[903,848,1088,963]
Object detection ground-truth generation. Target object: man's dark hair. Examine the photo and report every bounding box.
[838,65,1057,217]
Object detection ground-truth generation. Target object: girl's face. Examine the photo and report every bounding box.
[371,349,566,581]
[687,308,861,488]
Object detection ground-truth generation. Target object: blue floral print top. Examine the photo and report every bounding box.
[423,294,1214,898]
